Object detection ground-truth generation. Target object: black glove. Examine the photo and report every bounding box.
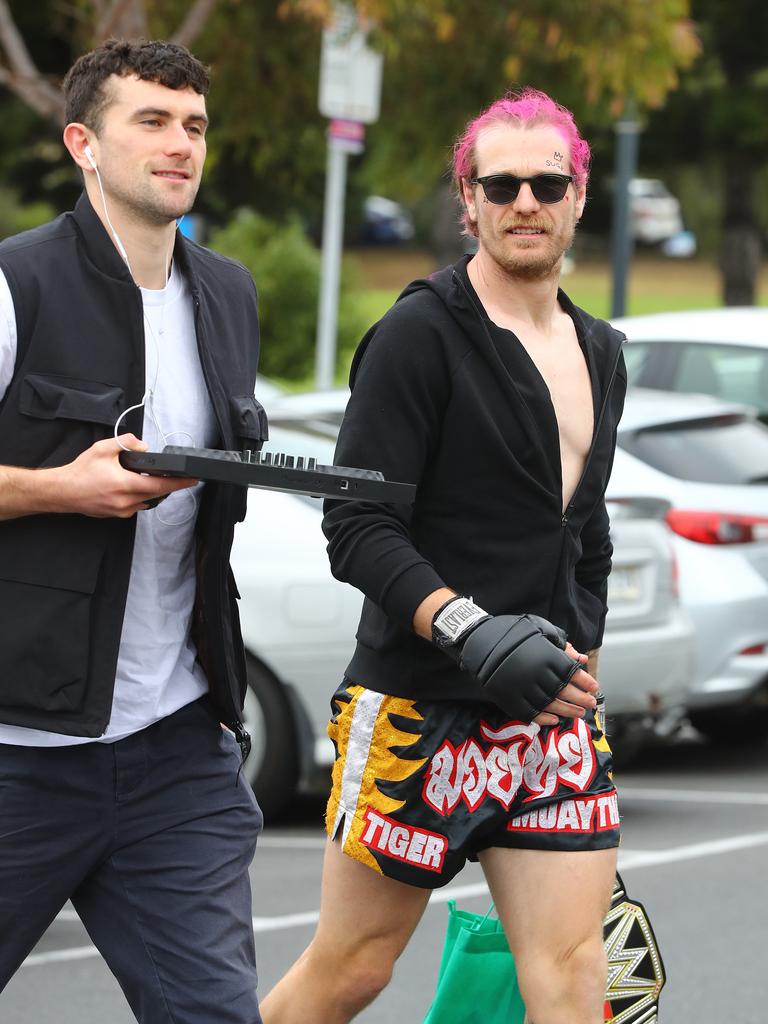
[431,596,582,723]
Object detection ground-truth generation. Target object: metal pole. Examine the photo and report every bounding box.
[610,111,640,319]
[315,136,348,390]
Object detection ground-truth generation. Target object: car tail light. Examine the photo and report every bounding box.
[665,510,768,545]
[740,643,766,656]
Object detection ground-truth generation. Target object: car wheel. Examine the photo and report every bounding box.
[242,654,299,820]
[689,707,768,745]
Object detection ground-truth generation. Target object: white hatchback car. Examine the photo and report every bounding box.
[609,388,768,743]
[613,306,768,426]
[231,409,694,816]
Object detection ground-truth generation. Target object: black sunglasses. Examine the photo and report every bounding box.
[470,172,574,205]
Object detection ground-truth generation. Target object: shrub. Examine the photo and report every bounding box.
[209,209,369,382]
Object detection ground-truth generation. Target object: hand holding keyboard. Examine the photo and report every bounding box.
[119,446,416,504]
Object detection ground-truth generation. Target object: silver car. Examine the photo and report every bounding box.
[613,306,768,425]
[609,388,768,743]
[231,404,694,815]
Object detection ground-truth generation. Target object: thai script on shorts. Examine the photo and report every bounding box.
[422,718,597,816]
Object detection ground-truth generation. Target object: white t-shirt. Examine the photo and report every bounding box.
[0,262,217,746]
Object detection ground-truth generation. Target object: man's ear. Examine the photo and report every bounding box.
[574,184,587,221]
[461,178,478,227]
[62,122,96,173]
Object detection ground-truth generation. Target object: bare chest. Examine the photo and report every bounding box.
[492,312,595,506]
[519,327,594,459]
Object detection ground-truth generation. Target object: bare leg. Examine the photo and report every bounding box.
[479,847,617,1024]
[261,837,431,1024]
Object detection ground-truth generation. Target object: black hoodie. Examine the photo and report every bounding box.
[323,256,627,703]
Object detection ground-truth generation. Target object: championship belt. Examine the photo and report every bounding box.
[603,873,666,1024]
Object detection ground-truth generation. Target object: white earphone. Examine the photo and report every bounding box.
[84,142,131,265]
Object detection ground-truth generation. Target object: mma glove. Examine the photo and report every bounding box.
[431,595,583,723]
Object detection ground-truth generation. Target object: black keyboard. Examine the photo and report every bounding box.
[119,446,416,504]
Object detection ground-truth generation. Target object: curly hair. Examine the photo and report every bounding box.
[63,39,210,132]
[452,88,591,237]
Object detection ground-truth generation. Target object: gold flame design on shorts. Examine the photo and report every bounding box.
[326,684,427,873]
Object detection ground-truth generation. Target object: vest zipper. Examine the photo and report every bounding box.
[190,288,250,756]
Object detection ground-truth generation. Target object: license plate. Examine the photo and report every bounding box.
[608,566,643,603]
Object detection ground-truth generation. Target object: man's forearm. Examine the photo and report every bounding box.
[412,587,457,640]
[587,648,600,679]
[0,464,64,521]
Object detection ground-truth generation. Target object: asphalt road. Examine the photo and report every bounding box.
[4,730,767,1024]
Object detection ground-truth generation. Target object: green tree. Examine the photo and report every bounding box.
[285,1,700,202]
[209,209,369,380]
[642,0,768,303]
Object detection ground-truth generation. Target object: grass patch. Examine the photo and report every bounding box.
[347,247,768,320]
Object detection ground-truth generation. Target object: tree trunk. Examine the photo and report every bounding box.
[429,181,469,270]
[719,157,762,306]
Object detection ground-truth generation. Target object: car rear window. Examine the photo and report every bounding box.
[672,343,768,412]
[619,416,768,484]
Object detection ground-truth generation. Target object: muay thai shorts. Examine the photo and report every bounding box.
[326,681,619,889]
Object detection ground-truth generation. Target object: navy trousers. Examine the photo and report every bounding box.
[0,696,263,1023]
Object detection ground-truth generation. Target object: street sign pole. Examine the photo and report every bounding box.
[315,3,382,390]
[316,136,349,390]
[610,107,640,319]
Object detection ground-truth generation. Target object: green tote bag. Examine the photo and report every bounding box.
[422,901,526,1024]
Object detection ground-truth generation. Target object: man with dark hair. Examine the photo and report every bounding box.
[263,88,626,1024]
[0,39,265,1022]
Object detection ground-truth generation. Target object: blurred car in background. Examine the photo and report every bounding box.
[231,423,351,819]
[254,374,286,405]
[266,387,349,438]
[599,497,693,759]
[609,389,768,743]
[359,195,415,245]
[232,394,695,816]
[614,307,768,425]
[628,178,684,246]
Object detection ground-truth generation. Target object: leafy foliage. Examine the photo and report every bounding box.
[209,209,369,381]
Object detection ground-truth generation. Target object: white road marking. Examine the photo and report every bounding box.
[257,835,328,849]
[620,786,768,806]
[617,830,768,869]
[25,828,768,968]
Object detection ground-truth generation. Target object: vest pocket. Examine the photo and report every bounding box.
[229,396,269,522]
[230,394,269,449]
[19,374,124,425]
[17,374,127,470]
[0,544,102,717]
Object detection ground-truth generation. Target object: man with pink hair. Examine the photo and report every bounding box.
[263,88,626,1024]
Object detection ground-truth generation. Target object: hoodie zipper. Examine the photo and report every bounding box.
[452,268,624,524]
[560,339,624,527]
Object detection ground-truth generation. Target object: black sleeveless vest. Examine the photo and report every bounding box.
[0,193,264,737]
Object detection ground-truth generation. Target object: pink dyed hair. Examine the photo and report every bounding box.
[452,87,591,237]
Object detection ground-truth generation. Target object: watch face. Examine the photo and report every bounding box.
[432,598,487,646]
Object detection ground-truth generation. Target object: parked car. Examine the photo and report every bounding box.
[598,498,693,758]
[359,195,415,245]
[609,388,768,743]
[266,387,349,439]
[231,399,695,816]
[613,307,768,426]
[628,178,684,246]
